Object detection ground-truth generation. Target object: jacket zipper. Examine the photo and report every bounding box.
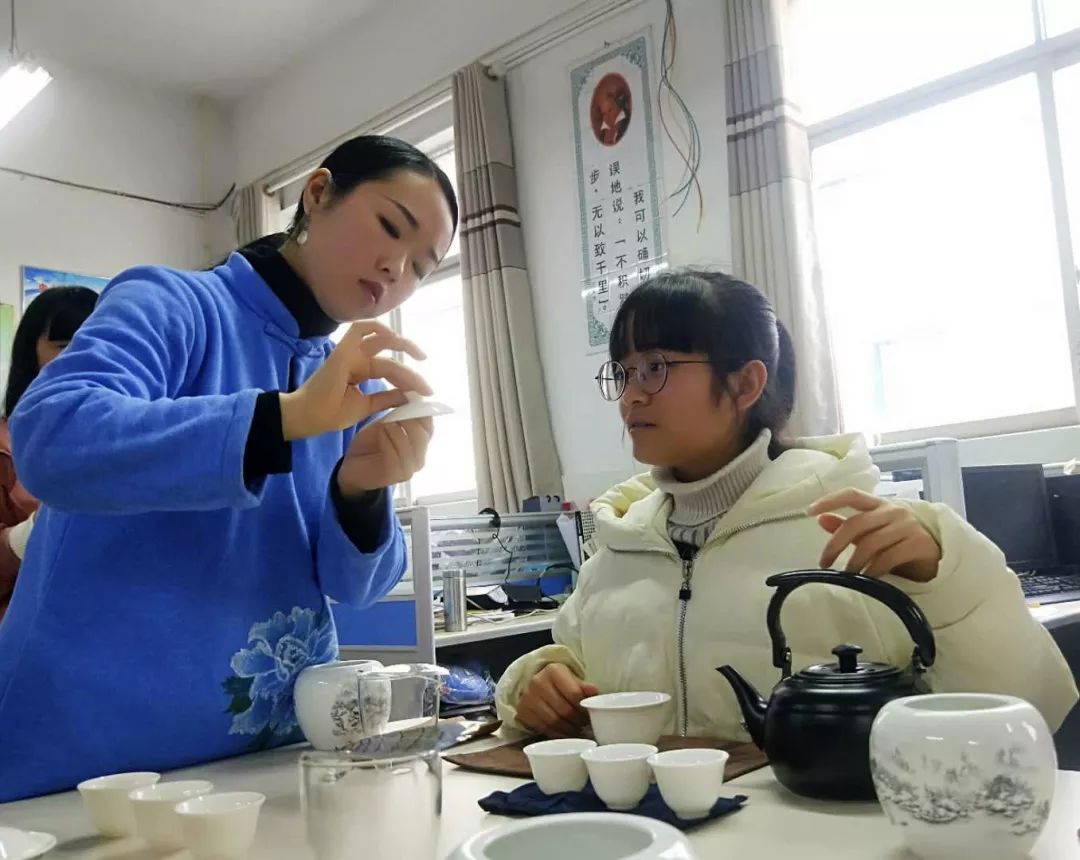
[670,509,806,738]
[675,547,696,737]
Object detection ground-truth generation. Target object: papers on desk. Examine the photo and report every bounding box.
[469,584,509,605]
[467,610,519,625]
[434,605,560,632]
[435,587,512,631]
[435,584,508,620]
[435,608,524,627]
[556,514,582,569]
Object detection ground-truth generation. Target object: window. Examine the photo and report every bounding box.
[795,1,1080,441]
[278,202,296,233]
[397,271,474,500]
[790,0,1034,123]
[1057,63,1080,264]
[1043,0,1080,39]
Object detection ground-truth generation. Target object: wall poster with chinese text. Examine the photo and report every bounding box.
[570,31,667,355]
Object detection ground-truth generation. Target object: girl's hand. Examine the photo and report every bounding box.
[517,664,599,738]
[809,489,941,583]
[337,417,434,496]
[280,321,432,441]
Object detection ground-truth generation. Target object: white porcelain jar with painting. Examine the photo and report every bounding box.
[293,659,390,751]
[870,693,1057,860]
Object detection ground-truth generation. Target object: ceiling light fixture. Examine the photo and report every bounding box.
[0,0,49,133]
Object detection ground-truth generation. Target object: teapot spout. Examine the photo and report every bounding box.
[717,665,767,749]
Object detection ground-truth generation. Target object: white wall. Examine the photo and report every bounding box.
[231,0,585,186]
[197,98,241,265]
[509,0,730,502]
[0,61,224,313]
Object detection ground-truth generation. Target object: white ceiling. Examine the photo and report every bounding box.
[11,0,383,99]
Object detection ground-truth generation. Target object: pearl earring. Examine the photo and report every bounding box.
[293,215,309,246]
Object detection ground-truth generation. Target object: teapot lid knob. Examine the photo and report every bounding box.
[831,643,863,673]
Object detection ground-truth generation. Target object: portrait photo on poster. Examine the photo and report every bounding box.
[591,72,633,147]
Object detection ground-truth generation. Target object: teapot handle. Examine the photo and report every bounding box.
[764,570,937,677]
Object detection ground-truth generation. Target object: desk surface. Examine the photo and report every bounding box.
[435,612,557,648]
[1030,598,1080,625]
[1,743,1076,860]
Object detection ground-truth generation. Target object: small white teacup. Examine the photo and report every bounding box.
[77,772,161,837]
[129,780,214,850]
[580,692,671,745]
[648,748,730,819]
[176,791,266,859]
[523,738,597,795]
[581,743,657,811]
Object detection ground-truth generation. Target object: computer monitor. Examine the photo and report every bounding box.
[1047,474,1080,567]
[962,465,1058,571]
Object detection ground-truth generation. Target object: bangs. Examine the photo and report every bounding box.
[46,301,96,342]
[608,273,714,360]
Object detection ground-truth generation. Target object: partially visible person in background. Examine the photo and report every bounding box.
[0,286,98,620]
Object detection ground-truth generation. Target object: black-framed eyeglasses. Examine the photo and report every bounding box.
[595,352,712,401]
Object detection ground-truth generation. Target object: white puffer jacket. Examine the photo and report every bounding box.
[496,435,1078,737]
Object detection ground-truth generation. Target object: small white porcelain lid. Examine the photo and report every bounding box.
[381,392,454,423]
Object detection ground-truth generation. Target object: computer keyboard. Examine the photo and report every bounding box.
[1017,570,1080,602]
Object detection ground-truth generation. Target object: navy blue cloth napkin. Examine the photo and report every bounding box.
[478,781,747,831]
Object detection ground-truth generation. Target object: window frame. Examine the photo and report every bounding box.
[805,3,1080,443]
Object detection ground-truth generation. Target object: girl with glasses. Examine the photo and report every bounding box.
[496,269,1076,740]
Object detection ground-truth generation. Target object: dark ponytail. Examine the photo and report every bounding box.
[287,135,458,237]
[756,319,797,456]
[608,269,797,457]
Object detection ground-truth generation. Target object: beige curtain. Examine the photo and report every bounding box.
[230,183,278,247]
[453,63,563,513]
[724,0,840,436]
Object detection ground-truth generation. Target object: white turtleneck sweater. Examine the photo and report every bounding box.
[651,430,772,551]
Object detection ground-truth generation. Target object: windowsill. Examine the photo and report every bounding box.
[867,408,1079,445]
[395,490,478,509]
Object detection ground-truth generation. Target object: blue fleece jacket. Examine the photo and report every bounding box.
[0,253,406,800]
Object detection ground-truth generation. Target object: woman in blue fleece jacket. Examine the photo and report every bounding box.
[0,135,458,800]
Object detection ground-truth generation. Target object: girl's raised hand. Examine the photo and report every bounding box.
[810,489,940,583]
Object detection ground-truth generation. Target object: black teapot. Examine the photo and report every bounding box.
[717,570,936,801]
